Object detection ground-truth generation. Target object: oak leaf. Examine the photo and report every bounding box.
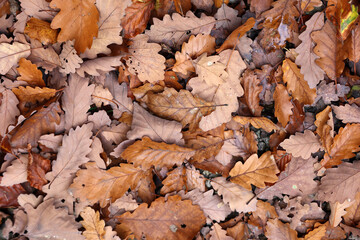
[50,0,99,53]
[27,39,61,73]
[256,156,317,200]
[108,193,138,215]
[71,162,153,207]
[81,0,131,59]
[20,0,56,21]
[303,224,327,240]
[322,124,360,168]
[1,155,28,186]
[314,81,350,105]
[127,102,184,145]
[0,89,20,137]
[77,56,122,77]
[214,3,241,31]
[311,20,346,80]
[0,42,30,74]
[121,0,154,38]
[16,58,45,87]
[333,104,360,124]
[27,150,51,190]
[295,12,325,88]
[232,116,281,133]
[265,219,298,240]
[62,73,95,130]
[229,151,279,190]
[186,135,224,163]
[280,130,322,159]
[191,0,213,12]
[38,133,62,152]
[80,207,106,240]
[180,189,232,222]
[12,86,57,108]
[23,199,83,239]
[0,178,26,208]
[126,34,165,83]
[104,76,133,117]
[330,200,355,228]
[343,192,360,226]
[211,177,257,213]
[217,17,256,52]
[24,17,58,45]
[121,137,195,170]
[117,195,206,240]
[173,34,216,75]
[240,70,263,116]
[348,22,360,63]
[210,223,234,240]
[282,59,316,105]
[59,40,83,75]
[10,101,62,148]
[317,161,360,203]
[145,11,215,48]
[274,84,293,128]
[142,87,215,131]
[314,105,333,153]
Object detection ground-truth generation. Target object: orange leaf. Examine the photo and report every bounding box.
[16,58,45,87]
[214,0,229,8]
[282,59,316,105]
[117,195,206,240]
[274,84,293,128]
[240,70,263,116]
[50,0,99,53]
[186,135,224,163]
[27,148,51,190]
[174,0,191,15]
[0,177,26,208]
[12,86,57,106]
[232,116,281,133]
[24,18,58,45]
[217,17,256,53]
[121,0,154,38]
[265,219,298,240]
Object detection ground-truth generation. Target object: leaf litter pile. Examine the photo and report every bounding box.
[2,0,360,239]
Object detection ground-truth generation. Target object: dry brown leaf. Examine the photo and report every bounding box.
[211,177,257,213]
[121,0,154,38]
[50,0,99,53]
[174,0,191,15]
[217,17,256,52]
[80,207,106,240]
[1,155,28,186]
[240,70,263,116]
[314,81,350,105]
[142,87,215,131]
[126,34,165,83]
[214,3,241,31]
[333,104,360,124]
[59,40,83,75]
[274,84,293,128]
[282,59,316,105]
[295,12,325,88]
[322,124,360,168]
[314,105,333,153]
[20,0,55,21]
[173,34,216,75]
[0,178,26,208]
[24,17,58,45]
[0,41,30,74]
[232,116,281,132]
[16,58,45,87]
[265,219,298,240]
[280,130,321,159]
[27,39,61,73]
[330,200,355,228]
[27,150,51,190]
[121,136,195,170]
[186,135,224,163]
[348,22,360,63]
[343,192,360,226]
[250,0,272,17]
[311,20,346,80]
[0,89,20,137]
[77,56,122,77]
[117,195,205,240]
[303,224,326,240]
[10,101,62,148]
[229,151,279,190]
[191,0,213,12]
[81,0,131,59]
[210,223,234,240]
[145,11,215,48]
[12,86,56,108]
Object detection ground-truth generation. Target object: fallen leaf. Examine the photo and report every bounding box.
[20,0,55,21]
[210,223,234,240]
[314,81,350,104]
[343,192,360,226]
[77,56,122,77]
[121,137,195,170]
[0,178,26,208]
[27,150,51,190]
[80,207,106,240]
[265,219,298,240]
[16,58,45,87]
[229,151,279,190]
[333,104,360,124]
[1,155,28,186]
[59,40,83,75]
[214,4,241,31]
[330,200,355,227]
[232,116,281,132]
[117,195,206,240]
[0,89,20,137]
[274,84,293,128]
[240,69,263,116]
[12,86,57,111]
[0,41,30,74]
[24,17,58,45]
[174,0,191,15]
[50,0,99,53]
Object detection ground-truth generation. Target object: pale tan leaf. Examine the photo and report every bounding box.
[145,11,215,48]
[91,85,114,108]
[214,4,241,31]
[229,152,279,190]
[0,89,20,136]
[173,34,216,75]
[20,0,55,21]
[23,199,83,240]
[62,73,95,130]
[127,102,184,145]
[126,34,165,83]
[38,134,63,152]
[59,40,83,75]
[70,162,152,208]
[330,200,355,227]
[98,122,129,153]
[88,136,106,169]
[295,12,325,88]
[333,104,360,124]
[109,193,138,214]
[280,130,322,159]
[343,191,360,226]
[88,110,111,132]
[77,56,122,77]
[80,207,106,240]
[194,54,228,86]
[265,219,298,240]
[211,177,257,213]
[142,87,215,131]
[180,189,232,222]
[0,42,30,75]
[42,124,93,208]
[27,39,61,73]
[1,155,28,186]
[314,81,350,105]
[117,195,206,240]
[232,116,281,132]
[121,137,195,170]
[81,0,131,59]
[210,223,234,240]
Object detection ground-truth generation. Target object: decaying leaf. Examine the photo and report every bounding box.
[16,58,45,87]
[274,84,293,128]
[232,116,281,133]
[265,219,298,240]
[80,207,106,240]
[24,17,58,45]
